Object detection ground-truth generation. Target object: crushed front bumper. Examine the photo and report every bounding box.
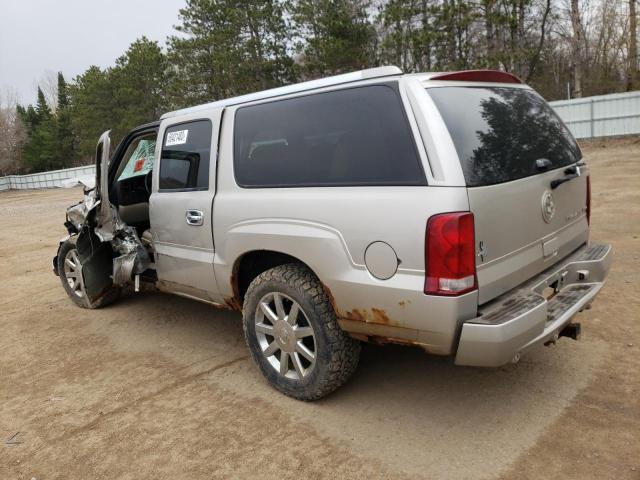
[455,243,612,367]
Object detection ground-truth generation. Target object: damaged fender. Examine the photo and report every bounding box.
[55,130,150,300]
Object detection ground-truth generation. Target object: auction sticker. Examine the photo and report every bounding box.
[166,129,189,146]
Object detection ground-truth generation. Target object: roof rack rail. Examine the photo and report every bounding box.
[162,66,403,119]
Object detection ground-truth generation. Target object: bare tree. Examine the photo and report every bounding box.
[33,70,59,112]
[629,0,638,89]
[0,87,27,175]
[570,0,585,97]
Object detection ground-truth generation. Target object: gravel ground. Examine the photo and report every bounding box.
[0,137,638,479]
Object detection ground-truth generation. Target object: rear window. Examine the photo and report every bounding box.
[428,86,581,187]
[233,85,425,187]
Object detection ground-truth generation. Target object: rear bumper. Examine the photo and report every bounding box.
[454,243,612,367]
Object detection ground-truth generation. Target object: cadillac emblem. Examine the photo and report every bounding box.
[541,190,556,223]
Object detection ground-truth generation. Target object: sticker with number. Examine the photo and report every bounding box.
[165,129,189,146]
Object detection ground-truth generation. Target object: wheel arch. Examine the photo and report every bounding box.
[229,249,330,310]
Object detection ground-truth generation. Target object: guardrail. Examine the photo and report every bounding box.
[550,90,640,139]
[0,165,95,192]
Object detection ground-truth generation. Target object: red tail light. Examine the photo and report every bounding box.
[586,175,591,225]
[425,212,477,296]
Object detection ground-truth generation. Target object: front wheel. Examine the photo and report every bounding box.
[243,263,360,401]
[57,239,120,309]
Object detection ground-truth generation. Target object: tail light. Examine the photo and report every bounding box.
[424,212,477,296]
[586,175,591,225]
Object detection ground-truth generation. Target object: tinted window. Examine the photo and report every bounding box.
[234,85,425,187]
[428,87,581,187]
[159,120,212,190]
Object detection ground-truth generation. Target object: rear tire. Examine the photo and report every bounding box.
[243,263,360,401]
[57,239,120,309]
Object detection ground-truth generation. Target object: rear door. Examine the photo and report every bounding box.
[427,86,589,304]
[149,109,224,302]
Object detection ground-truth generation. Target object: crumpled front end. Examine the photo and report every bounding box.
[57,185,150,287]
[53,130,151,304]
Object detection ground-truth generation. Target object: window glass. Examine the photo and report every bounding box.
[427,86,582,187]
[159,120,212,190]
[116,134,156,182]
[233,85,425,187]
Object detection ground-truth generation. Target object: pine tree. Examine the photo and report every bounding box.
[291,0,377,78]
[23,118,57,171]
[18,86,58,172]
[56,72,75,168]
[69,66,117,157]
[16,104,40,136]
[236,1,296,91]
[111,37,168,141]
[35,87,52,121]
[379,0,440,72]
[167,0,295,108]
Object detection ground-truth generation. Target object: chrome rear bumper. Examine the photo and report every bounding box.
[455,243,612,367]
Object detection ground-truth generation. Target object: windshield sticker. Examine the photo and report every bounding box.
[166,129,189,146]
[133,158,146,172]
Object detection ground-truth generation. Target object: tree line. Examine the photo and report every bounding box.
[1,0,637,175]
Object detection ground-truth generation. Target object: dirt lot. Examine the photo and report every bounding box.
[1,137,638,480]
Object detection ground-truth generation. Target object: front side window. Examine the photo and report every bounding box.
[233,85,425,187]
[159,120,212,191]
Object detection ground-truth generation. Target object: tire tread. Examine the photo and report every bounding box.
[243,263,360,401]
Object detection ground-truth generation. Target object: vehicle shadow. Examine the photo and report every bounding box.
[104,290,606,478]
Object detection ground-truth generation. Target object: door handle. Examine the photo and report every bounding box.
[185,209,204,226]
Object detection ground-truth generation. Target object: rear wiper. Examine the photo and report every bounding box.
[550,161,586,189]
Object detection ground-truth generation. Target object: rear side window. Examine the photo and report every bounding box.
[159,120,212,191]
[428,87,581,187]
[233,85,425,187]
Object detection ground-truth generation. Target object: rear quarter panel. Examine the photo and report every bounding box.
[212,97,475,354]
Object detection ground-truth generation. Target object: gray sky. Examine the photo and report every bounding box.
[0,0,186,105]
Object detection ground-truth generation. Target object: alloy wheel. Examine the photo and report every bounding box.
[63,249,85,299]
[254,292,316,380]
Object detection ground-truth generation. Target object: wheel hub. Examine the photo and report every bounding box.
[273,321,295,352]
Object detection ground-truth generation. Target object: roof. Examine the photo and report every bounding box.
[161,66,403,119]
[160,67,525,120]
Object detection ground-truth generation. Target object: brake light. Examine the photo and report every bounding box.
[586,175,591,225]
[430,70,522,84]
[425,212,477,296]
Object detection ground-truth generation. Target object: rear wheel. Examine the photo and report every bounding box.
[57,239,120,309]
[243,263,360,401]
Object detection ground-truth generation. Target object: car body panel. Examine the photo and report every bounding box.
[469,168,589,304]
[456,242,612,366]
[149,108,225,303]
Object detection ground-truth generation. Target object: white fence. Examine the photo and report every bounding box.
[550,90,640,139]
[1,90,639,192]
[0,165,95,192]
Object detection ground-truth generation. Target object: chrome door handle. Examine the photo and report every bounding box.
[185,209,204,226]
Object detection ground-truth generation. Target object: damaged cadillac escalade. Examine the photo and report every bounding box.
[54,67,612,401]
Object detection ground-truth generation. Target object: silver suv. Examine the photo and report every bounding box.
[54,67,612,400]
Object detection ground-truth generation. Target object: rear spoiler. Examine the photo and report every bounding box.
[430,70,522,84]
